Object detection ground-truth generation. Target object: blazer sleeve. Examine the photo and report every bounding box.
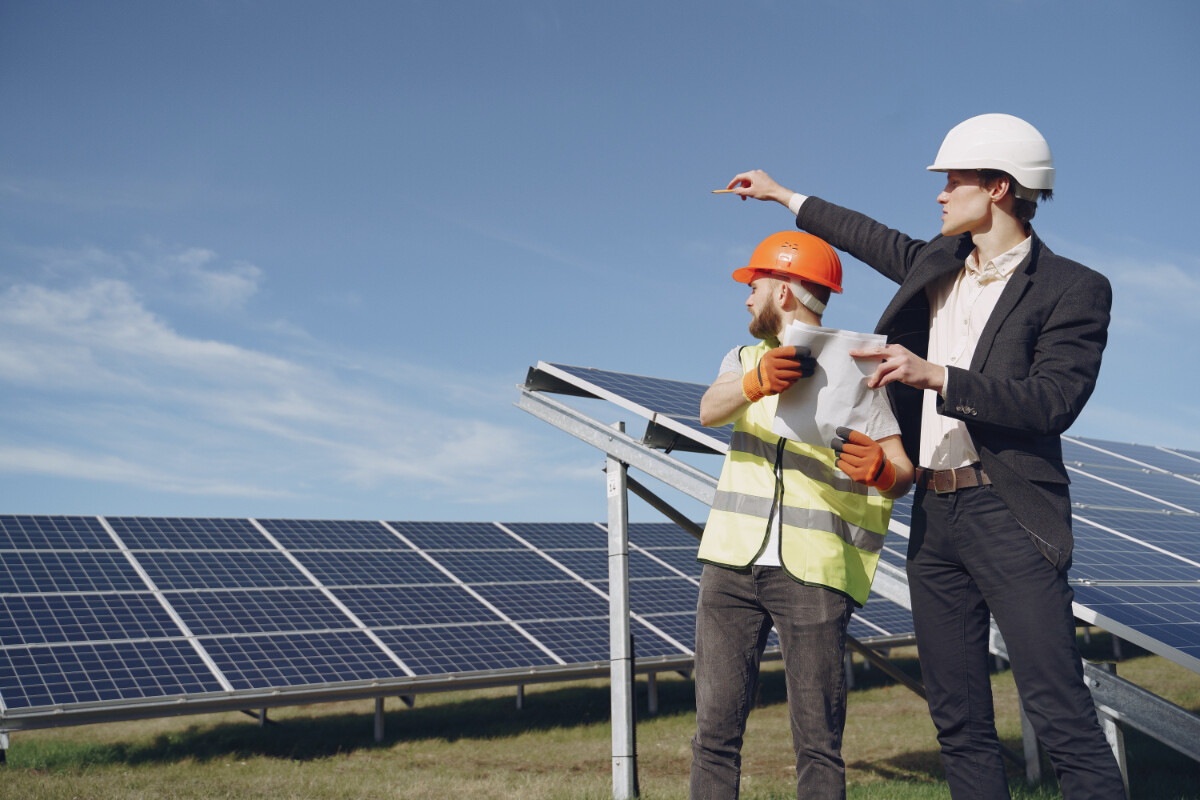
[796,196,933,285]
[942,265,1112,437]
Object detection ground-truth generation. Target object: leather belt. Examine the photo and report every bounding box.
[916,464,991,494]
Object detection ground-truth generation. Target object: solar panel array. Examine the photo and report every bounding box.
[0,510,918,728]
[0,518,631,722]
[526,362,1200,674]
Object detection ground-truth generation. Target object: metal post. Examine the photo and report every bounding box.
[607,424,638,800]
[1,732,8,765]
[516,685,525,710]
[1095,663,1130,797]
[1018,701,1042,784]
[647,672,658,716]
[375,697,385,743]
[258,708,267,727]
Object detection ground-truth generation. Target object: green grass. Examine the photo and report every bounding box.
[2,631,1197,799]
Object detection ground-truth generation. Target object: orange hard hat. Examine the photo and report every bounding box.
[732,231,843,293]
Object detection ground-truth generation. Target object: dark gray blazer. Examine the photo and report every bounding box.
[797,197,1112,570]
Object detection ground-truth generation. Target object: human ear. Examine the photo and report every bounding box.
[989,174,1011,202]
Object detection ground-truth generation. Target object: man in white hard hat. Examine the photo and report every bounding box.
[691,230,912,800]
[720,114,1127,799]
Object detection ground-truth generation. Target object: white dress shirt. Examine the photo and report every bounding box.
[920,238,1030,468]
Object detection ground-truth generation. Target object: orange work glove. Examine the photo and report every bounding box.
[742,346,815,403]
[831,426,897,491]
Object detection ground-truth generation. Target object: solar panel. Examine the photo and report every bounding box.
[0,514,724,731]
[1068,436,1200,478]
[527,362,730,454]
[203,631,406,690]
[0,593,179,646]
[0,640,223,709]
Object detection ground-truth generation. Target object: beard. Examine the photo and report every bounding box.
[748,302,781,340]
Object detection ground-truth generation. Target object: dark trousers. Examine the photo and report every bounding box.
[690,564,853,800]
[908,484,1127,799]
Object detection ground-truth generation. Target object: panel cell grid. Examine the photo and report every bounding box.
[165,589,358,636]
[334,584,500,627]
[500,521,606,550]
[533,549,608,582]
[628,522,699,548]
[1074,510,1200,567]
[135,550,311,590]
[292,550,452,587]
[0,515,115,550]
[107,517,271,551]
[258,518,409,551]
[1070,463,1200,514]
[388,521,524,551]
[474,581,609,622]
[636,613,695,654]
[850,596,915,641]
[630,577,700,615]
[0,640,223,710]
[548,363,708,419]
[633,546,702,579]
[520,617,613,663]
[431,549,574,585]
[1067,437,1200,478]
[202,631,407,690]
[375,624,556,675]
[0,593,180,646]
[0,551,146,594]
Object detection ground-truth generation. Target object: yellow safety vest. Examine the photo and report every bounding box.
[697,341,893,606]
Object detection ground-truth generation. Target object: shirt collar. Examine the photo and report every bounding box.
[965,236,1031,283]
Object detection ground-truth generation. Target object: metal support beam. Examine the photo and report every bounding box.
[647,673,658,716]
[374,698,385,743]
[517,390,718,506]
[516,685,525,710]
[1018,701,1043,784]
[607,429,639,800]
[625,475,703,541]
[1093,664,1129,797]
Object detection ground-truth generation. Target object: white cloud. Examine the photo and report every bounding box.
[0,267,593,509]
[0,445,292,498]
[6,241,264,312]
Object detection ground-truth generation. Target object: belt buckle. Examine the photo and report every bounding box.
[932,468,958,494]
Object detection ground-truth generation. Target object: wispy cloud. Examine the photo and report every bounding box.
[0,248,592,510]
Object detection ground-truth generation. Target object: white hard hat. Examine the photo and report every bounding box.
[927,113,1054,201]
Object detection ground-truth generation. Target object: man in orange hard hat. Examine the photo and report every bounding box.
[721,114,1126,799]
[691,230,913,800]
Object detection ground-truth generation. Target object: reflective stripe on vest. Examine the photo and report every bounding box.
[697,340,893,605]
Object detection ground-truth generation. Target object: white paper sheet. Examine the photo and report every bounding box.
[770,321,888,447]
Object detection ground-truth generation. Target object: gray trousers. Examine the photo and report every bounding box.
[689,564,853,800]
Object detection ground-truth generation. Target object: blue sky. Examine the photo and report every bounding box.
[2,1,1197,524]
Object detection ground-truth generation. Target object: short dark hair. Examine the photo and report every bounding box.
[978,169,1052,226]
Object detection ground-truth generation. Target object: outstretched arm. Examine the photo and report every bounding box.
[725,170,797,207]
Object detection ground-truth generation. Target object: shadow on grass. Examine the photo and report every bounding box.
[15,628,1200,799]
[14,677,696,769]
